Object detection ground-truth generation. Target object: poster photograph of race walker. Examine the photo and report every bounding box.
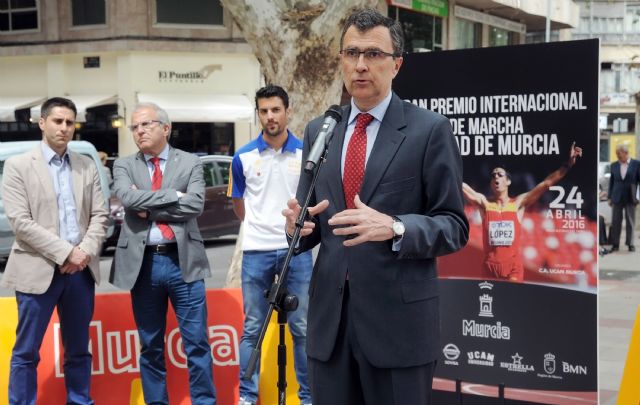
[395,40,598,292]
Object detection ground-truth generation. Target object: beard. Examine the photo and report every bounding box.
[263,125,283,137]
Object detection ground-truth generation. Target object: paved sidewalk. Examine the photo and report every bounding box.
[599,231,640,405]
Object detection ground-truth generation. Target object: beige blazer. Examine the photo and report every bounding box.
[1,145,109,294]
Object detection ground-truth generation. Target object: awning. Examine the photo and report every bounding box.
[30,94,117,122]
[601,45,640,64]
[455,0,579,31]
[0,96,46,122]
[137,93,254,123]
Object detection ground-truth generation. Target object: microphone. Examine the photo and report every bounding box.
[304,105,342,173]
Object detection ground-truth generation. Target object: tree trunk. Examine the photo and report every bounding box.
[221,0,378,287]
[220,0,378,136]
[225,222,244,288]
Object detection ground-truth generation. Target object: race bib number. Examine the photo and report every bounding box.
[488,220,515,246]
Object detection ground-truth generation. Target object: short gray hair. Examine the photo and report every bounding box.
[340,8,404,57]
[616,144,630,153]
[132,102,171,127]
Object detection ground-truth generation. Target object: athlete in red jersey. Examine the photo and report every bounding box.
[463,142,582,282]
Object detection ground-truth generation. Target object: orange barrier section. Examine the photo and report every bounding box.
[0,289,301,405]
[617,305,640,405]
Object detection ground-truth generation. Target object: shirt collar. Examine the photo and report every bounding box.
[348,91,393,126]
[144,144,170,163]
[256,130,297,153]
[41,141,69,165]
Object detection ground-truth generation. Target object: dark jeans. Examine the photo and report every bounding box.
[131,251,216,405]
[9,269,95,405]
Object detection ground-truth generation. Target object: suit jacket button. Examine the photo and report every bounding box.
[338,286,343,294]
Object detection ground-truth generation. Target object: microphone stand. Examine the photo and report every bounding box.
[243,145,330,405]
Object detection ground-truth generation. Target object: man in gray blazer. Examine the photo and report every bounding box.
[109,102,216,404]
[283,8,469,405]
[2,97,108,404]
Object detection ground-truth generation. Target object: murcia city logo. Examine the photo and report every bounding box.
[478,281,494,318]
[442,343,461,366]
[500,353,534,373]
[462,281,510,340]
[544,353,556,374]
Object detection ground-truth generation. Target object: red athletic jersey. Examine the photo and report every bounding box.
[482,199,524,282]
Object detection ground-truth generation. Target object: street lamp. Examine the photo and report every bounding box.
[110,97,127,129]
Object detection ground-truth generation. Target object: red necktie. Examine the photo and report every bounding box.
[343,113,374,209]
[151,157,175,240]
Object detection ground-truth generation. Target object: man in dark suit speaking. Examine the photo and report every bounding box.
[608,144,640,251]
[283,8,469,405]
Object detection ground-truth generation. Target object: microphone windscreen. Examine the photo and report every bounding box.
[325,105,342,122]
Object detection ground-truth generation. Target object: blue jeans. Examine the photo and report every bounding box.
[131,251,216,405]
[9,269,95,405]
[239,249,313,404]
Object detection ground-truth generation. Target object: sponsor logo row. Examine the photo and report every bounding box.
[442,344,588,379]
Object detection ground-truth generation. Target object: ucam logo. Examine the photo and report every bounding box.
[466,350,494,367]
[443,343,460,366]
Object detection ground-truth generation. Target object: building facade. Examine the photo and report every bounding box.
[573,0,640,162]
[1,0,579,157]
[385,0,578,51]
[0,0,260,157]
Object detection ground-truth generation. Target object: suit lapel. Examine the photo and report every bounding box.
[619,161,625,180]
[68,152,84,210]
[30,147,56,200]
[162,147,179,188]
[325,105,350,213]
[359,94,406,205]
[135,152,153,190]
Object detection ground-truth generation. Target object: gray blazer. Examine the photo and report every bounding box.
[295,93,469,368]
[109,147,211,290]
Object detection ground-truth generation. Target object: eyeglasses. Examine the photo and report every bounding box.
[340,48,397,62]
[128,120,163,132]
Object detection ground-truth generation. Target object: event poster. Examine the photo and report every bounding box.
[394,39,598,404]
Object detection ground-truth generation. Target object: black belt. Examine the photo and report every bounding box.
[145,244,178,255]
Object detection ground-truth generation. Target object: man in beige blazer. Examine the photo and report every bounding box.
[1,97,108,405]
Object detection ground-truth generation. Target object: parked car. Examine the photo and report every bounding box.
[199,154,240,239]
[0,141,114,261]
[598,161,612,227]
[598,161,611,196]
[104,154,239,248]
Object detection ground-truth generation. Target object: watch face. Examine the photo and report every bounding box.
[393,220,405,236]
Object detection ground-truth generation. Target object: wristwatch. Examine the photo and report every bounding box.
[392,216,405,240]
